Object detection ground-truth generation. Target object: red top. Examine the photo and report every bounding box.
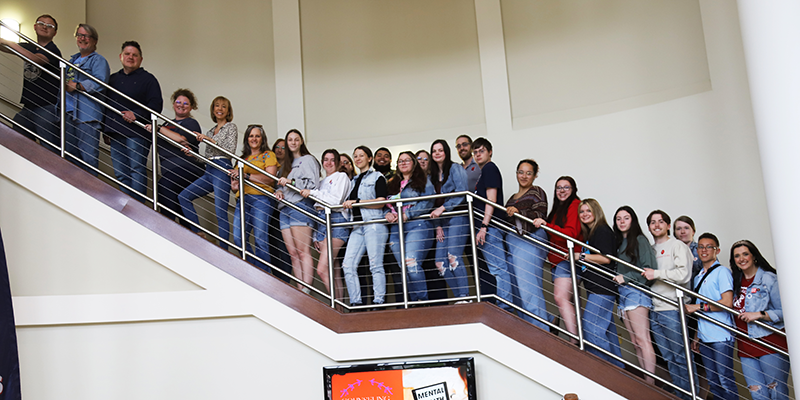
[546,199,583,265]
[733,276,787,358]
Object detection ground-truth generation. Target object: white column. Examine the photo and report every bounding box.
[474,0,513,136]
[737,0,800,387]
[272,0,306,135]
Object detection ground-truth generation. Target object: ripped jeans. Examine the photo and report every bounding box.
[740,352,791,400]
[389,220,434,302]
[342,223,389,305]
[435,215,470,298]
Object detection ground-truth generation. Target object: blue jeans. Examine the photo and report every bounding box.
[13,105,59,154]
[233,194,275,272]
[435,215,470,298]
[389,220,434,302]
[110,135,150,199]
[64,116,100,176]
[583,293,624,368]
[342,223,389,305]
[476,225,514,309]
[699,339,738,400]
[651,310,693,399]
[179,159,233,249]
[157,156,204,229]
[740,352,791,400]
[506,228,549,329]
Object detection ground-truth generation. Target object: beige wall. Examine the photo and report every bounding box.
[502,0,712,128]
[299,0,487,145]
[86,0,277,155]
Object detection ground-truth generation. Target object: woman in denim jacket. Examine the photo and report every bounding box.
[429,140,470,300]
[341,146,389,308]
[385,151,435,303]
[730,240,789,400]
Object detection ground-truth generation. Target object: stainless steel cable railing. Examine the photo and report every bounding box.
[2,21,791,399]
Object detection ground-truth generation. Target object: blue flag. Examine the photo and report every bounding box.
[0,227,21,399]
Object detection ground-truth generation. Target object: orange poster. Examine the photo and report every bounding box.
[331,370,404,400]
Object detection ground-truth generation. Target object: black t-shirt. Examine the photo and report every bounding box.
[20,41,61,108]
[157,117,202,162]
[474,161,506,220]
[348,172,387,222]
[581,224,618,296]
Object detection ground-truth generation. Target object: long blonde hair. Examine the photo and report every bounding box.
[579,198,608,240]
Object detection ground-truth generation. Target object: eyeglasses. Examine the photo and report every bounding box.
[417,156,428,162]
[516,170,533,176]
[36,21,56,30]
[341,160,351,165]
[174,100,190,107]
[456,142,471,149]
[697,245,718,251]
[397,159,414,165]
[472,148,486,156]
[556,186,571,192]
[274,146,285,150]
[75,33,94,40]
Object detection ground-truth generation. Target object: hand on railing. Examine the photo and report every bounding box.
[121,110,136,123]
[640,268,657,280]
[429,205,445,218]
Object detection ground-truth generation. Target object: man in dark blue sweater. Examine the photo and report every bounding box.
[105,40,162,200]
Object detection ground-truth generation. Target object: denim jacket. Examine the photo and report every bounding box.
[394,179,435,220]
[742,267,784,339]
[350,168,387,222]
[430,163,467,227]
[64,51,110,123]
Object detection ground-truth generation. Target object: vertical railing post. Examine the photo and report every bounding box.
[397,201,409,309]
[59,62,66,158]
[238,163,246,260]
[466,195,481,302]
[567,241,585,350]
[325,206,336,308]
[677,289,698,400]
[150,114,159,210]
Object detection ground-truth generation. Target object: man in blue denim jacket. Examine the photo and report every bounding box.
[63,23,109,175]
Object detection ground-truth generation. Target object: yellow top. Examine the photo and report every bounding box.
[237,150,279,196]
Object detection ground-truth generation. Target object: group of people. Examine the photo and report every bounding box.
[2,15,789,400]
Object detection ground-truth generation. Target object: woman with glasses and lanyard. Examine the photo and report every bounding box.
[229,125,278,273]
[179,96,237,249]
[532,176,582,341]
